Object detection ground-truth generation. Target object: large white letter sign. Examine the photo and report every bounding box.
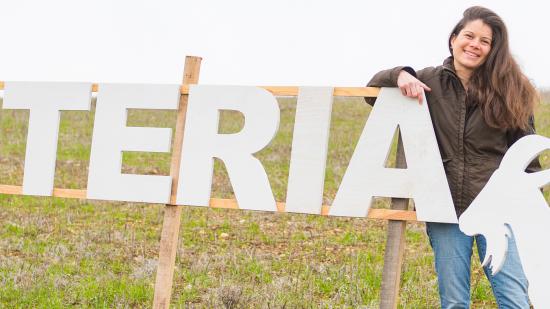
[330,88,457,223]
[285,87,333,214]
[3,82,92,196]
[177,85,279,211]
[87,84,179,203]
[460,135,550,309]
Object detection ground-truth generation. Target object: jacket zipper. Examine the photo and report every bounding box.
[443,66,468,212]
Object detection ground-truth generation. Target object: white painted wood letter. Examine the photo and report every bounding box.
[460,134,550,309]
[87,84,179,203]
[285,87,333,214]
[176,85,279,211]
[3,82,92,196]
[330,88,457,223]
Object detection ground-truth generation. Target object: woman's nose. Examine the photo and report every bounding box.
[469,39,481,49]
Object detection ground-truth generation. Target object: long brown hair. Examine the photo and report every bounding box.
[449,6,538,130]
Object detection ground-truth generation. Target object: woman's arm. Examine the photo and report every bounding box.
[365,66,431,105]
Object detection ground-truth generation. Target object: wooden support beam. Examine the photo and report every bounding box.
[0,185,87,199]
[152,55,202,309]
[0,184,417,221]
[208,198,417,221]
[379,134,409,309]
[180,85,380,97]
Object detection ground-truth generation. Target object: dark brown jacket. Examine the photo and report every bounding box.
[366,57,541,217]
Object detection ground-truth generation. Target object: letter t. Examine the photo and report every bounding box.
[3,82,92,196]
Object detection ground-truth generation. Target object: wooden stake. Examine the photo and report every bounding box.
[153,56,202,309]
[379,134,409,309]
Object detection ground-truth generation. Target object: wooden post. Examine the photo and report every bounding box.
[153,56,202,309]
[379,134,408,309]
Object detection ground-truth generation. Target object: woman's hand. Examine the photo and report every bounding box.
[397,70,431,104]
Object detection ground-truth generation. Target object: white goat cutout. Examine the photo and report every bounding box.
[459,134,550,309]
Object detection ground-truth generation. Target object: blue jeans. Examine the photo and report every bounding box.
[426,222,530,309]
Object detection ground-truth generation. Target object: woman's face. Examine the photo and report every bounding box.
[451,19,493,73]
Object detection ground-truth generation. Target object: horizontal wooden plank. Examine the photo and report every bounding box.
[367,208,417,221]
[333,87,380,97]
[208,198,417,221]
[180,85,380,97]
[0,82,379,97]
[52,188,87,199]
[0,185,87,199]
[0,184,22,195]
[0,186,417,221]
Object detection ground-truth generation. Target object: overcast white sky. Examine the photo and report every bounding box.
[0,0,549,88]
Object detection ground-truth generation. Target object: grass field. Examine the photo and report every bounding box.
[0,93,549,308]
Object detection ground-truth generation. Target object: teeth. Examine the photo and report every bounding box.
[465,51,479,57]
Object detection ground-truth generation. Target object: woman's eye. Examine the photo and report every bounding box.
[464,34,473,39]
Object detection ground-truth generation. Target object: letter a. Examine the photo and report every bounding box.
[330,88,457,223]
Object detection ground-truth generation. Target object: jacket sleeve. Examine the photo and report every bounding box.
[364,66,416,105]
[506,115,542,173]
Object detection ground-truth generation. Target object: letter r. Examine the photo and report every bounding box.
[176,85,279,211]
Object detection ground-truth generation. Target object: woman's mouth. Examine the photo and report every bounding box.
[464,50,480,58]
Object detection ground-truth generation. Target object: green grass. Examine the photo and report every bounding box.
[0,94,549,308]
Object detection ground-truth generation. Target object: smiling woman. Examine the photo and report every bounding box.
[365,6,540,309]
[449,19,492,83]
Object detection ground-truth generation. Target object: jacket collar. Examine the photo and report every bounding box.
[442,56,463,82]
[443,56,456,72]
